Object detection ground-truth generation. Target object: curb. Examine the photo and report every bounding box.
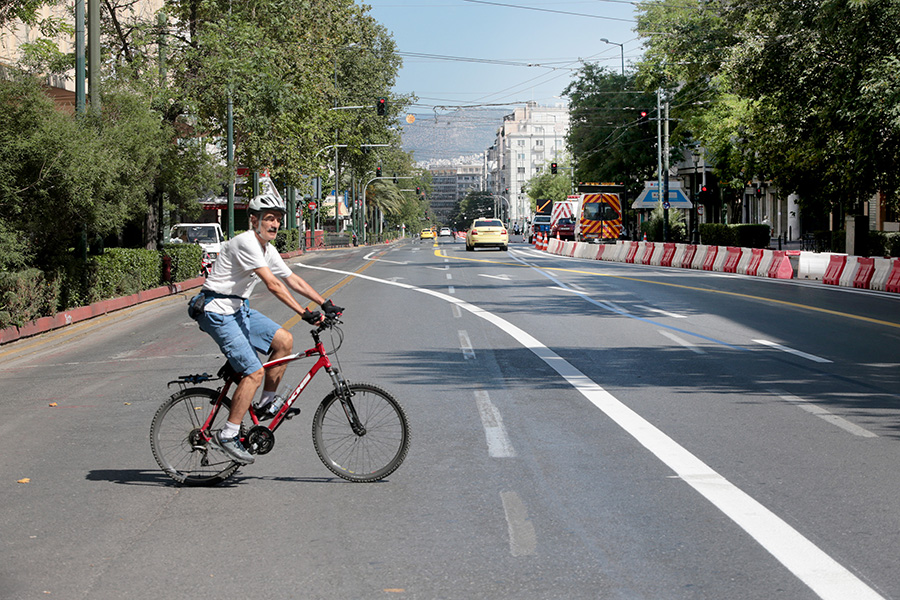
[0,275,207,346]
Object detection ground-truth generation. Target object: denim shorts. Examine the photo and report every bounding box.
[197,303,280,376]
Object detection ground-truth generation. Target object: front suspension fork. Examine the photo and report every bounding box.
[327,368,366,436]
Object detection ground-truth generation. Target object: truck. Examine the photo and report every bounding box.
[549,198,581,241]
[571,184,625,242]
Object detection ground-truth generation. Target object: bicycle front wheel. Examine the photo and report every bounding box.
[312,383,410,482]
[150,387,241,486]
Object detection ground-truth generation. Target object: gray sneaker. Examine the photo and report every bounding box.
[213,431,255,465]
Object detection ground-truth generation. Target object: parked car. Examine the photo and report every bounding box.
[529,215,552,243]
[466,219,508,251]
[439,227,452,237]
[551,217,576,241]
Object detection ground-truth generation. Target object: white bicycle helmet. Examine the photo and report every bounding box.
[248,193,285,214]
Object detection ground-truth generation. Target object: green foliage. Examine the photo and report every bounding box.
[863,231,900,257]
[699,224,737,247]
[525,166,570,208]
[635,0,900,214]
[0,75,221,269]
[275,229,301,253]
[698,224,769,248]
[734,225,771,249]
[161,243,202,283]
[450,191,494,230]
[0,268,59,329]
[563,66,661,199]
[89,248,162,301]
[641,204,687,243]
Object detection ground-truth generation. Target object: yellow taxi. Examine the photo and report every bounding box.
[465,218,508,251]
[420,228,435,240]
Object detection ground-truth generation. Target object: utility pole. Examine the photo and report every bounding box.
[656,90,663,241]
[75,0,85,114]
[88,0,100,114]
[662,99,670,242]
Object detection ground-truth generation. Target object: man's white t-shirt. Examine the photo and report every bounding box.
[202,230,292,315]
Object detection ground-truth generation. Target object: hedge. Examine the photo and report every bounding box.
[275,229,301,253]
[161,243,202,283]
[88,248,162,302]
[0,245,202,330]
[0,269,60,328]
[867,231,900,257]
[699,223,770,248]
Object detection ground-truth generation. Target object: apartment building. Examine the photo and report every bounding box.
[487,101,569,224]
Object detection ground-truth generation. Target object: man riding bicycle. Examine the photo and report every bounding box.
[193,193,343,464]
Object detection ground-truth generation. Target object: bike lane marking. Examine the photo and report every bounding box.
[474,390,516,458]
[300,261,885,600]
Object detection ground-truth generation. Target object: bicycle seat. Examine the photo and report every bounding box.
[217,360,243,383]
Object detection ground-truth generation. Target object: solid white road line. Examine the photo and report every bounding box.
[754,339,833,363]
[302,263,884,600]
[474,390,516,458]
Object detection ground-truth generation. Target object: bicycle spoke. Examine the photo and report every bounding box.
[312,383,409,482]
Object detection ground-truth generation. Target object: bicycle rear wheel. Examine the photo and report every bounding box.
[312,382,409,482]
[150,387,241,486]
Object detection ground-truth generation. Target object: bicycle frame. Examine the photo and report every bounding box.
[199,326,356,440]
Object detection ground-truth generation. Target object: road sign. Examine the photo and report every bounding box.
[308,202,316,211]
[632,181,693,209]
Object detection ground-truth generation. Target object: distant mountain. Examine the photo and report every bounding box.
[400,107,509,165]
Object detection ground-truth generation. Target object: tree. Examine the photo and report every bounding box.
[450,191,494,230]
[635,0,900,218]
[563,65,660,199]
[524,164,570,208]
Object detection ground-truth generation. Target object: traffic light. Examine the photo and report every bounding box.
[551,162,558,175]
[376,167,382,178]
[416,186,421,195]
[377,98,386,116]
[638,110,649,127]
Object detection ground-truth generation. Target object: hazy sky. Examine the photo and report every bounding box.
[368,0,644,113]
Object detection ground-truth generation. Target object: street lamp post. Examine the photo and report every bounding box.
[600,38,624,76]
[691,146,701,245]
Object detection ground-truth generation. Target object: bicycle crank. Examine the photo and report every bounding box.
[245,426,275,455]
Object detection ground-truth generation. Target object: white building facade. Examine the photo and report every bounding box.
[488,101,569,225]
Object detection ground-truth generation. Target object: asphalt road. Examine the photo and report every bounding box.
[1,235,899,600]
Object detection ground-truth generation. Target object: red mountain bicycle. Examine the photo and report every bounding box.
[150,317,409,485]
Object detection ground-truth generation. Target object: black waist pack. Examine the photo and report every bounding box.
[187,292,206,320]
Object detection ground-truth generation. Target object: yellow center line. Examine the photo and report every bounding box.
[434,248,900,330]
[282,258,378,330]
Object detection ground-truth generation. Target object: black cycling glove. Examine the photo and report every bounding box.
[321,299,344,316]
[301,309,322,324]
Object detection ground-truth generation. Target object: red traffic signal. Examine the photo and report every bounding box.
[376,167,382,177]
[551,162,558,175]
[376,98,386,116]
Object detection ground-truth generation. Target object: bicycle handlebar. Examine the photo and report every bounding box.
[316,314,342,332]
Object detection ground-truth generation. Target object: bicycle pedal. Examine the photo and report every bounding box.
[284,408,301,420]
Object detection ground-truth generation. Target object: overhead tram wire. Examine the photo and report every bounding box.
[460,0,636,22]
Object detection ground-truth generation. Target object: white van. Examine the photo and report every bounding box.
[169,223,225,261]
